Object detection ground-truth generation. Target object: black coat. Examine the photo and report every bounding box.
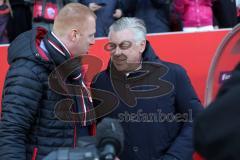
[194,63,240,160]
[0,28,94,160]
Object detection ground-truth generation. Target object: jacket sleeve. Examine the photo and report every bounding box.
[165,66,203,160]
[0,65,43,160]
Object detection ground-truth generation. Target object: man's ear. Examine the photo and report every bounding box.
[70,29,78,42]
[140,40,146,53]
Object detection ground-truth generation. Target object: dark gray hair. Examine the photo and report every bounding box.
[108,17,147,42]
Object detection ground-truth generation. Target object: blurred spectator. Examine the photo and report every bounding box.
[30,0,78,31]
[6,0,32,42]
[80,0,122,37]
[120,0,172,33]
[212,0,238,28]
[174,0,214,32]
[32,0,63,31]
[32,0,79,31]
[0,0,12,44]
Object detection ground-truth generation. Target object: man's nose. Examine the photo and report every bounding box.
[113,46,121,56]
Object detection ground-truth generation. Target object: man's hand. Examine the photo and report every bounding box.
[113,9,122,18]
[89,3,102,12]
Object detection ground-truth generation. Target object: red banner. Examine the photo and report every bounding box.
[0,30,230,112]
[0,45,9,113]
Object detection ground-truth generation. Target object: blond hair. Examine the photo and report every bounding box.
[53,3,96,37]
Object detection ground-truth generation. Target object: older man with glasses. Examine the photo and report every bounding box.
[91,17,203,160]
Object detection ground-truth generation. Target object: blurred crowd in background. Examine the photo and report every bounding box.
[0,0,240,44]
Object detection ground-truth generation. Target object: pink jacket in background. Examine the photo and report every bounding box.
[174,0,213,27]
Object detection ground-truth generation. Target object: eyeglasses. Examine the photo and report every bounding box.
[104,41,133,52]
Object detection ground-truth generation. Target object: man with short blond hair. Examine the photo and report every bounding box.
[0,3,96,160]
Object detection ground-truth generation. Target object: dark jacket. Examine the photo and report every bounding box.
[121,0,171,33]
[194,63,240,160]
[91,42,203,160]
[0,28,95,160]
[212,0,238,28]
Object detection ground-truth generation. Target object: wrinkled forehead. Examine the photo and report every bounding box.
[109,29,136,44]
